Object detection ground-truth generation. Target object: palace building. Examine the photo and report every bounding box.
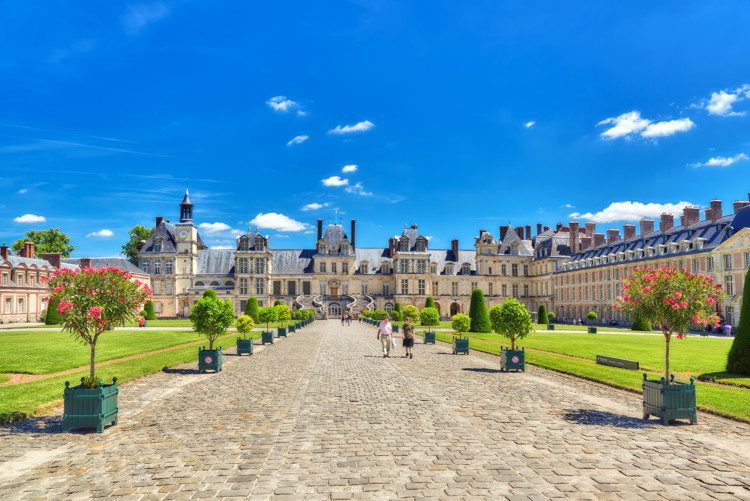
[138,190,750,327]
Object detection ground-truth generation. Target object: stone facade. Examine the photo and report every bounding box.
[138,191,750,327]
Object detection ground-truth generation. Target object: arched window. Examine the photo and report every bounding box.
[210,281,220,287]
[384,302,394,313]
[225,281,234,287]
[195,281,205,287]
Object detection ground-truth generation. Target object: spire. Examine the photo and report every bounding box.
[181,188,191,205]
[179,188,193,222]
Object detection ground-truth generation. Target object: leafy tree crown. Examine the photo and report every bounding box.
[13,228,74,257]
[490,298,533,350]
[419,307,440,327]
[451,313,470,334]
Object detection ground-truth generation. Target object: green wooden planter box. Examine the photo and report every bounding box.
[236,338,253,355]
[453,337,469,355]
[288,324,296,333]
[278,327,287,337]
[198,347,223,373]
[500,347,525,372]
[392,325,399,333]
[643,374,697,425]
[262,331,274,344]
[547,324,555,331]
[63,378,119,433]
[424,332,436,344]
[588,326,597,333]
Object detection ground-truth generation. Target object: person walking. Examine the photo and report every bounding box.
[402,316,415,359]
[377,316,393,357]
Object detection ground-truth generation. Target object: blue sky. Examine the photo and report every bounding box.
[1,1,749,256]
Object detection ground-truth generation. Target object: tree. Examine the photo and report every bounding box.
[273,300,283,306]
[727,270,750,375]
[425,297,436,309]
[274,303,292,327]
[245,297,260,322]
[631,311,651,332]
[451,313,470,336]
[121,225,153,265]
[390,310,402,321]
[419,307,440,327]
[203,289,218,300]
[236,315,255,339]
[586,311,598,324]
[370,310,388,321]
[258,306,278,332]
[45,298,62,325]
[490,298,533,350]
[548,311,556,323]
[143,300,156,320]
[13,228,74,257]
[394,302,402,316]
[45,267,151,387]
[617,266,724,382]
[537,305,549,325]
[402,305,419,323]
[468,289,492,333]
[190,294,234,351]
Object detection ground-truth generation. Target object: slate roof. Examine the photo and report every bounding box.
[140,221,178,254]
[271,249,316,274]
[196,249,235,275]
[62,257,147,275]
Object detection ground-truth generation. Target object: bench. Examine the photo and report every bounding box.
[596,355,639,370]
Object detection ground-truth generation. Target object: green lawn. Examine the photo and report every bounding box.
[0,329,225,375]
[419,331,750,422]
[389,320,649,334]
[0,331,256,424]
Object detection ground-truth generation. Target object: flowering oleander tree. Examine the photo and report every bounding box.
[615,266,724,383]
[44,267,151,387]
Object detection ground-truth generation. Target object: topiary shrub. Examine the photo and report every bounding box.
[245,297,260,323]
[425,297,436,309]
[631,311,651,332]
[258,306,278,332]
[45,298,62,325]
[143,300,156,320]
[390,310,402,322]
[586,311,598,324]
[727,270,750,375]
[203,289,218,301]
[402,305,419,323]
[236,315,255,339]
[468,289,492,333]
[419,307,439,327]
[451,313,470,336]
[537,304,548,325]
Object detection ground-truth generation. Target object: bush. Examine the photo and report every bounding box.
[45,298,62,325]
[274,300,283,306]
[490,298,533,350]
[537,305,548,325]
[425,297,436,309]
[203,289,218,301]
[586,311,598,324]
[727,270,750,375]
[390,311,402,322]
[258,306,278,331]
[245,297,260,322]
[274,303,292,326]
[394,302,402,316]
[451,313,470,335]
[402,305,419,323]
[143,300,156,320]
[631,311,651,332]
[468,289,492,333]
[236,315,255,338]
[547,311,556,323]
[419,307,440,327]
[370,310,388,321]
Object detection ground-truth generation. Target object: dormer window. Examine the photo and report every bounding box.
[415,236,427,252]
[461,263,471,275]
[445,263,454,275]
[153,238,163,252]
[360,261,368,274]
[399,237,409,252]
[238,236,249,251]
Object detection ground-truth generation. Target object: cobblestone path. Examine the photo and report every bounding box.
[0,320,748,500]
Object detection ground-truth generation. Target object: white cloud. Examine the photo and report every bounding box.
[570,201,694,223]
[17,188,28,194]
[296,110,308,117]
[266,96,298,112]
[210,245,234,250]
[322,176,349,187]
[598,110,694,140]
[87,229,114,238]
[198,222,232,234]
[122,2,171,34]
[691,152,749,168]
[14,214,46,223]
[641,118,695,138]
[562,203,575,209]
[345,182,373,196]
[250,213,308,232]
[524,121,536,128]
[328,120,375,135]
[341,164,358,173]
[286,134,309,146]
[302,202,329,211]
[273,234,290,238]
[704,85,750,116]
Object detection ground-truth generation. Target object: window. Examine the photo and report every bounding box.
[471,282,478,290]
[512,284,519,297]
[319,262,327,273]
[153,238,162,252]
[523,265,529,276]
[195,281,205,287]
[523,285,529,297]
[342,262,348,274]
[17,297,24,313]
[332,262,338,274]
[255,258,266,274]
[238,258,248,274]
[288,281,296,296]
[724,254,733,271]
[319,281,326,295]
[461,264,471,275]
[418,279,426,295]
[239,278,248,294]
[488,282,494,296]
[432,281,438,295]
[255,278,265,295]
[29,273,35,285]
[210,281,220,287]
[430,262,437,274]
[501,264,507,276]
[692,259,699,273]
[303,281,311,295]
[488,266,493,275]
[342,283,348,295]
[725,306,735,325]
[154,302,162,314]
[4,297,11,313]
[401,279,409,295]
[502,284,507,296]
[17,274,25,286]
[140,260,150,273]
[398,260,407,273]
[165,282,173,295]
[154,260,161,275]
[383,283,390,296]
[707,257,714,272]
[725,275,734,296]
[166,260,174,274]
[238,237,249,251]
[154,282,162,295]
[511,264,518,277]
[451,282,458,296]
[273,281,282,295]
[361,282,368,294]
[417,260,427,274]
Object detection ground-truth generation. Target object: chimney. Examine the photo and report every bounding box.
[316,219,323,240]
[25,241,35,259]
[450,239,459,262]
[524,225,532,240]
[43,253,61,269]
[536,223,542,235]
[569,222,580,253]
[580,236,592,251]
[388,237,397,258]
[640,218,655,237]
[156,216,164,227]
[0,243,8,261]
[607,229,620,244]
[499,225,509,241]
[733,200,750,213]
[660,213,674,232]
[555,223,562,231]
[80,258,92,269]
[593,233,605,247]
[585,222,596,238]
[709,200,723,221]
[681,206,700,227]
[623,224,636,240]
[544,226,550,232]
[516,226,524,240]
[350,219,356,248]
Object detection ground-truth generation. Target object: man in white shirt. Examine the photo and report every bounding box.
[377,316,393,357]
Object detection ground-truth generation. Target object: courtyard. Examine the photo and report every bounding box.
[0,320,748,500]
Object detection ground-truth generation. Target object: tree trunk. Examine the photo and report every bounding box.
[209,336,214,350]
[511,336,515,351]
[90,342,97,381]
[664,333,671,383]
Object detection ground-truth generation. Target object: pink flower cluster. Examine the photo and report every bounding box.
[57,300,74,315]
[661,291,689,310]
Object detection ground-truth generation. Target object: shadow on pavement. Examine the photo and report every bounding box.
[7,415,64,434]
[462,368,503,374]
[562,409,657,429]
[161,367,201,375]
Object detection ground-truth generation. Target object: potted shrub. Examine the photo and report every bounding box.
[190,292,234,373]
[547,311,556,331]
[451,313,470,354]
[490,298,532,372]
[275,303,292,336]
[45,266,151,433]
[420,306,440,344]
[259,306,278,344]
[236,314,255,355]
[616,266,724,425]
[587,311,598,333]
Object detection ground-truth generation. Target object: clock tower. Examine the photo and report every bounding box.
[175,189,198,294]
